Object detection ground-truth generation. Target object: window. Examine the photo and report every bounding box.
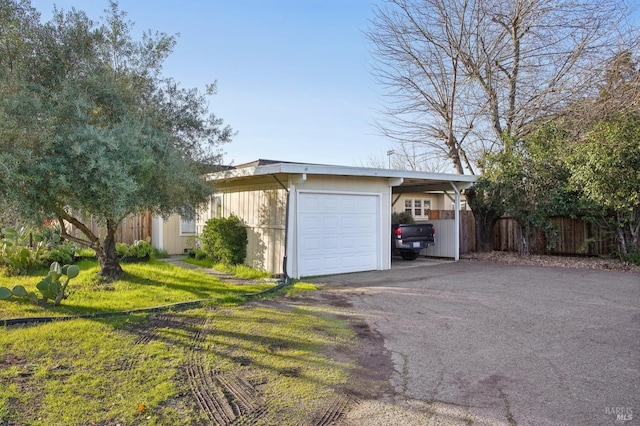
[404,198,431,218]
[451,200,468,210]
[211,195,222,218]
[180,216,196,235]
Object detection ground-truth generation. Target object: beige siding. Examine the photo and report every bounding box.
[392,192,470,216]
[218,181,287,274]
[291,175,392,278]
[159,178,287,271]
[162,214,198,255]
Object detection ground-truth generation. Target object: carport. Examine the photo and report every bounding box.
[206,160,477,278]
[390,173,477,260]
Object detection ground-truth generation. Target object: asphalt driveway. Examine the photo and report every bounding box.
[313,260,640,425]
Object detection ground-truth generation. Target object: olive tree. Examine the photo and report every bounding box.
[0,1,232,280]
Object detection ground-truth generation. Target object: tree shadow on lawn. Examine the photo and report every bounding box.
[0,267,274,321]
[110,304,353,387]
[120,268,273,300]
[1,293,362,424]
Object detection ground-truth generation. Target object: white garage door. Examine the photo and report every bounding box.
[297,192,379,277]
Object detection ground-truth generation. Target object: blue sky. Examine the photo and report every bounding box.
[30,0,389,167]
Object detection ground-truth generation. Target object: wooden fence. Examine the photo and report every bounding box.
[63,210,615,256]
[66,211,152,245]
[493,215,615,256]
[425,211,616,256]
[427,210,476,254]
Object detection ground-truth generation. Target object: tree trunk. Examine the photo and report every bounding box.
[96,220,123,281]
[519,224,531,256]
[474,209,499,252]
[617,226,628,256]
[467,186,502,253]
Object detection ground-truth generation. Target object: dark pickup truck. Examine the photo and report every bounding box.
[392,223,436,260]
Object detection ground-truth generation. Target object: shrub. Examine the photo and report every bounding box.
[33,221,63,248]
[42,242,76,265]
[115,238,153,261]
[0,226,46,275]
[129,239,153,258]
[392,212,415,225]
[201,215,248,265]
[116,242,130,258]
[622,244,640,266]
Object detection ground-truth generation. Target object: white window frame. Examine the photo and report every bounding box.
[179,215,197,236]
[404,198,431,219]
[211,194,222,218]
[451,200,468,210]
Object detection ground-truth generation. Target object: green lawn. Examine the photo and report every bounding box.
[0,261,357,425]
[181,257,273,280]
[0,260,274,319]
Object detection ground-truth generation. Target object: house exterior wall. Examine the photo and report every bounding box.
[215,174,393,277]
[160,214,198,255]
[156,172,473,274]
[290,175,392,278]
[155,177,288,271]
[392,192,470,219]
[215,178,287,274]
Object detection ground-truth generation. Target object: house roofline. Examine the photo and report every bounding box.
[207,159,478,188]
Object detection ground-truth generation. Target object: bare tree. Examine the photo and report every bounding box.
[357,144,451,172]
[369,0,479,174]
[368,0,634,175]
[369,0,636,251]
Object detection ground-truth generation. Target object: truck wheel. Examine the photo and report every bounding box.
[400,251,418,261]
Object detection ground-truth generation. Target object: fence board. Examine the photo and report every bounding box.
[66,212,152,245]
[493,215,615,256]
[425,210,475,254]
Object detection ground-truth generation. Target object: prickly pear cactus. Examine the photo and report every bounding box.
[35,262,80,306]
[0,287,11,300]
[0,285,30,300]
[12,285,28,297]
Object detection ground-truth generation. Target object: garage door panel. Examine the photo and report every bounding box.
[299,236,321,251]
[323,216,340,230]
[298,192,379,277]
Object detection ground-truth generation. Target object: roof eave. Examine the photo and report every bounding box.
[206,161,478,185]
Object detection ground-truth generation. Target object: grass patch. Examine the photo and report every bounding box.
[180,257,215,268]
[0,303,356,425]
[181,257,272,280]
[282,281,318,297]
[216,263,272,280]
[0,260,273,319]
[0,257,356,424]
[0,315,190,425]
[74,248,96,258]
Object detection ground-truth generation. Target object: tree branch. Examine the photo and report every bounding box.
[56,210,99,249]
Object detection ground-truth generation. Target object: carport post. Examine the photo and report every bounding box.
[450,182,461,261]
